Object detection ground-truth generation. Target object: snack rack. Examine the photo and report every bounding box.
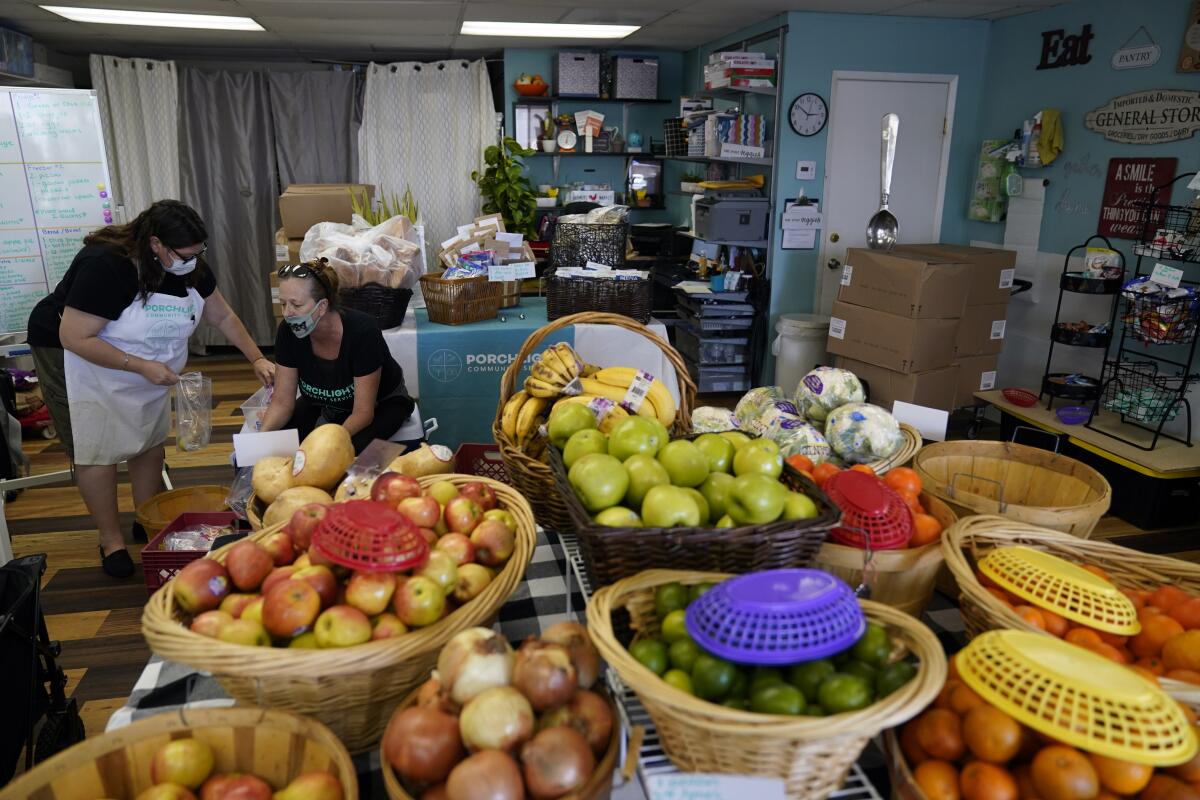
[1085,172,1200,450]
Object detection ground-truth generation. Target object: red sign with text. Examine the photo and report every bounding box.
[1097,157,1176,239]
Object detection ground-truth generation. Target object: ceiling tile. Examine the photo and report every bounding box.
[461,3,571,23]
[884,0,1012,16]
[237,1,461,20]
[264,16,454,34]
[558,7,673,25]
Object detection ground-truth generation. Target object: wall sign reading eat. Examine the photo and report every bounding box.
[1085,89,1200,144]
[1037,24,1094,69]
[1097,157,1177,239]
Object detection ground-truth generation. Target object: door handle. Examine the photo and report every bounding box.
[827,258,842,271]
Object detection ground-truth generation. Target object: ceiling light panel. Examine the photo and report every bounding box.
[40,6,265,30]
[460,21,640,38]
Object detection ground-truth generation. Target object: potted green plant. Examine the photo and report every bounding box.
[471,137,539,238]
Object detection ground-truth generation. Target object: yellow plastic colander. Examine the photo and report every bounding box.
[957,630,1197,766]
[978,546,1141,635]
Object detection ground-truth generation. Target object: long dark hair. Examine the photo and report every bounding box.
[84,200,209,301]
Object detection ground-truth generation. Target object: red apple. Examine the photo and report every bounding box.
[397,496,440,528]
[372,612,409,640]
[218,593,258,619]
[443,496,483,534]
[393,575,446,627]
[261,565,299,596]
[262,579,321,639]
[261,531,295,567]
[151,737,214,789]
[453,563,493,604]
[469,520,515,567]
[216,618,270,647]
[224,540,274,592]
[292,565,338,608]
[417,527,438,546]
[174,559,231,615]
[137,785,197,800]
[314,604,372,648]
[418,551,458,594]
[306,543,336,569]
[371,472,422,506]
[459,481,498,511]
[288,504,327,551]
[190,610,233,638]
[274,771,344,800]
[200,773,272,800]
[482,508,517,535]
[434,533,474,566]
[345,571,396,616]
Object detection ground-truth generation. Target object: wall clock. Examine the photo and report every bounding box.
[789,93,828,136]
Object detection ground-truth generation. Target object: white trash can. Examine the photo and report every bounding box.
[772,313,830,396]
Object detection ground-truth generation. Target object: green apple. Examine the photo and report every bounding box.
[428,480,458,506]
[732,438,783,479]
[699,472,736,522]
[641,485,703,528]
[656,440,709,488]
[715,514,736,528]
[719,430,753,450]
[568,453,629,513]
[694,433,735,474]
[563,428,608,468]
[548,402,597,449]
[608,416,669,462]
[782,491,820,521]
[684,488,710,523]
[593,506,642,527]
[726,473,787,525]
[623,453,671,509]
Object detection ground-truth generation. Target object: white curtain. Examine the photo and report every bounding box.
[89,55,180,218]
[359,59,494,268]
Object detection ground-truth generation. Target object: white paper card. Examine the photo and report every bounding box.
[440,234,463,251]
[1150,262,1184,288]
[998,268,1015,289]
[456,224,474,238]
[990,320,1007,340]
[460,242,481,253]
[584,260,611,270]
[676,280,713,294]
[495,232,524,248]
[840,264,853,286]
[720,142,766,160]
[829,316,846,339]
[782,229,816,249]
[781,209,823,230]
[1189,173,1200,191]
[488,262,536,281]
[274,244,288,262]
[646,774,787,800]
[979,370,997,391]
[233,429,299,468]
[892,401,948,442]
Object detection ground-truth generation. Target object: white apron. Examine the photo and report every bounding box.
[65,289,204,465]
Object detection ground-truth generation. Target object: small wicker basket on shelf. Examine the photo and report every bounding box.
[419,273,502,325]
[545,268,652,323]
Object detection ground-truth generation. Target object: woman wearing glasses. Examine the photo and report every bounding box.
[259,259,414,454]
[26,200,273,577]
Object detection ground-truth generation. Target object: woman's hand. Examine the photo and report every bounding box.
[253,357,276,387]
[138,360,180,386]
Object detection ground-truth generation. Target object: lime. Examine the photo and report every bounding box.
[851,623,891,667]
[843,661,879,683]
[654,582,689,620]
[721,697,749,711]
[630,638,669,676]
[688,582,716,603]
[749,667,785,692]
[661,609,691,644]
[832,649,854,667]
[728,669,750,699]
[663,669,694,694]
[817,673,874,715]
[750,683,805,715]
[805,705,828,717]
[668,638,701,672]
[691,654,737,701]
[876,661,917,697]
[787,659,836,703]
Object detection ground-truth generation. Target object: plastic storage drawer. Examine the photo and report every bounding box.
[683,356,751,393]
[675,323,749,365]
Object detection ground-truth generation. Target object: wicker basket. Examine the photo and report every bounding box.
[135,485,230,542]
[811,492,957,617]
[380,686,621,800]
[0,707,356,800]
[551,222,628,269]
[340,284,412,330]
[546,268,652,324]
[864,423,923,476]
[941,515,1200,710]
[913,440,1111,537]
[142,474,535,753]
[492,312,696,532]
[419,273,502,325]
[587,569,946,800]
[882,728,928,800]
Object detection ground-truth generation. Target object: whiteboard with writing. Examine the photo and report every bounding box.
[0,87,114,336]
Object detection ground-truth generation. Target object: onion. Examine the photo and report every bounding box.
[421,784,450,800]
[513,639,577,711]
[541,621,602,689]
[459,686,534,753]
[445,750,523,800]
[520,727,595,800]
[382,706,464,785]
[437,627,514,705]
[417,675,457,715]
[538,690,613,756]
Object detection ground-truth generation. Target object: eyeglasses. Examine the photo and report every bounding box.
[170,244,207,263]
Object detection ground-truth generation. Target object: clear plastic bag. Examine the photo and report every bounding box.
[174,372,212,452]
[299,215,422,290]
[226,466,254,519]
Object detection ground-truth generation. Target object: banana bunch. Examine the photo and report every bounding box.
[500,390,548,446]
[552,395,631,434]
[523,342,583,398]
[578,367,676,428]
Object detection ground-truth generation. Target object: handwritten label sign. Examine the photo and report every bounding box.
[719,143,765,161]
[1150,262,1184,288]
[1085,89,1200,144]
[781,209,823,230]
[645,774,787,800]
[488,261,536,282]
[1097,157,1176,239]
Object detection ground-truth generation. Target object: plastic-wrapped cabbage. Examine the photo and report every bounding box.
[824,403,903,464]
[772,421,833,465]
[691,406,739,433]
[795,367,865,424]
[734,387,800,436]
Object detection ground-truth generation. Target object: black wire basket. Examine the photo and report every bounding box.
[1099,360,1191,425]
[663,117,688,157]
[1120,291,1200,345]
[550,222,628,269]
[545,268,651,323]
[338,284,412,330]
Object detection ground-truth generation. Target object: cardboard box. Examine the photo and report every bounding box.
[954,354,1000,407]
[834,356,958,412]
[954,302,1008,357]
[838,248,971,319]
[278,183,373,238]
[827,301,959,373]
[895,243,1017,307]
[273,228,303,265]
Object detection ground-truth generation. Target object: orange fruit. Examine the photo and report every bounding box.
[1014,605,1047,630]
[915,760,962,800]
[786,454,814,473]
[1065,627,1103,648]
[1141,605,1166,620]
[1016,726,1043,762]
[963,705,1023,763]
[911,513,944,547]
[1097,630,1129,648]
[900,490,926,515]
[885,466,923,495]
[850,464,876,476]
[1139,773,1200,800]
[1130,665,1162,685]
[1163,630,1200,671]
[1165,669,1200,685]
[985,587,1015,609]
[935,679,963,711]
[950,683,988,715]
[976,569,1001,590]
[1167,748,1200,782]
[812,462,840,487]
[1170,598,1200,630]
[1090,753,1153,795]
[901,721,930,766]
[1131,615,1186,659]
[1084,641,1129,664]
[961,762,1018,800]
[1122,588,1149,611]
[1080,564,1112,583]
[1136,657,1166,675]
[1013,765,1041,800]
[1040,609,1069,638]
[1031,746,1099,800]
[1150,586,1192,613]
[948,654,962,681]
[916,708,966,762]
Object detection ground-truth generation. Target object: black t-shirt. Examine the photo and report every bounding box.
[274,308,407,421]
[27,244,217,348]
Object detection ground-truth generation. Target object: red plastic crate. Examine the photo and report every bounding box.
[141,512,239,595]
[454,443,509,483]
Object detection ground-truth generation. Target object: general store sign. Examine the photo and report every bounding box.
[1097,157,1176,239]
[1084,89,1200,143]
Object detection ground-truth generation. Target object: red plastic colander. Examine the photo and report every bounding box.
[310,500,429,572]
[824,469,912,550]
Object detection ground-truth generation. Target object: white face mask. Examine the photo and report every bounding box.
[163,255,197,276]
[284,300,326,339]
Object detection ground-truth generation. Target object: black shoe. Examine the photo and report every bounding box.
[100,546,135,578]
[132,521,148,543]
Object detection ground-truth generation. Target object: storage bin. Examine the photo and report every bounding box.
[551,221,628,268]
[418,273,502,325]
[614,55,659,99]
[773,314,830,397]
[545,268,652,323]
[141,511,241,595]
[556,51,600,97]
[694,195,770,243]
[682,356,751,393]
[674,322,749,364]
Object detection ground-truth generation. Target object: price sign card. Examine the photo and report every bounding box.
[1150,262,1184,288]
[646,774,787,800]
[488,261,536,281]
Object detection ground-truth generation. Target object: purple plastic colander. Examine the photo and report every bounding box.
[684,569,866,666]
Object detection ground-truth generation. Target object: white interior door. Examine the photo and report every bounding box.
[816,73,956,316]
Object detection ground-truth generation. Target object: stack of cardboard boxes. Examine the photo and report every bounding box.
[826,244,1017,412]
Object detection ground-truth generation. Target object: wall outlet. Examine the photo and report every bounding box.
[796,160,816,180]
